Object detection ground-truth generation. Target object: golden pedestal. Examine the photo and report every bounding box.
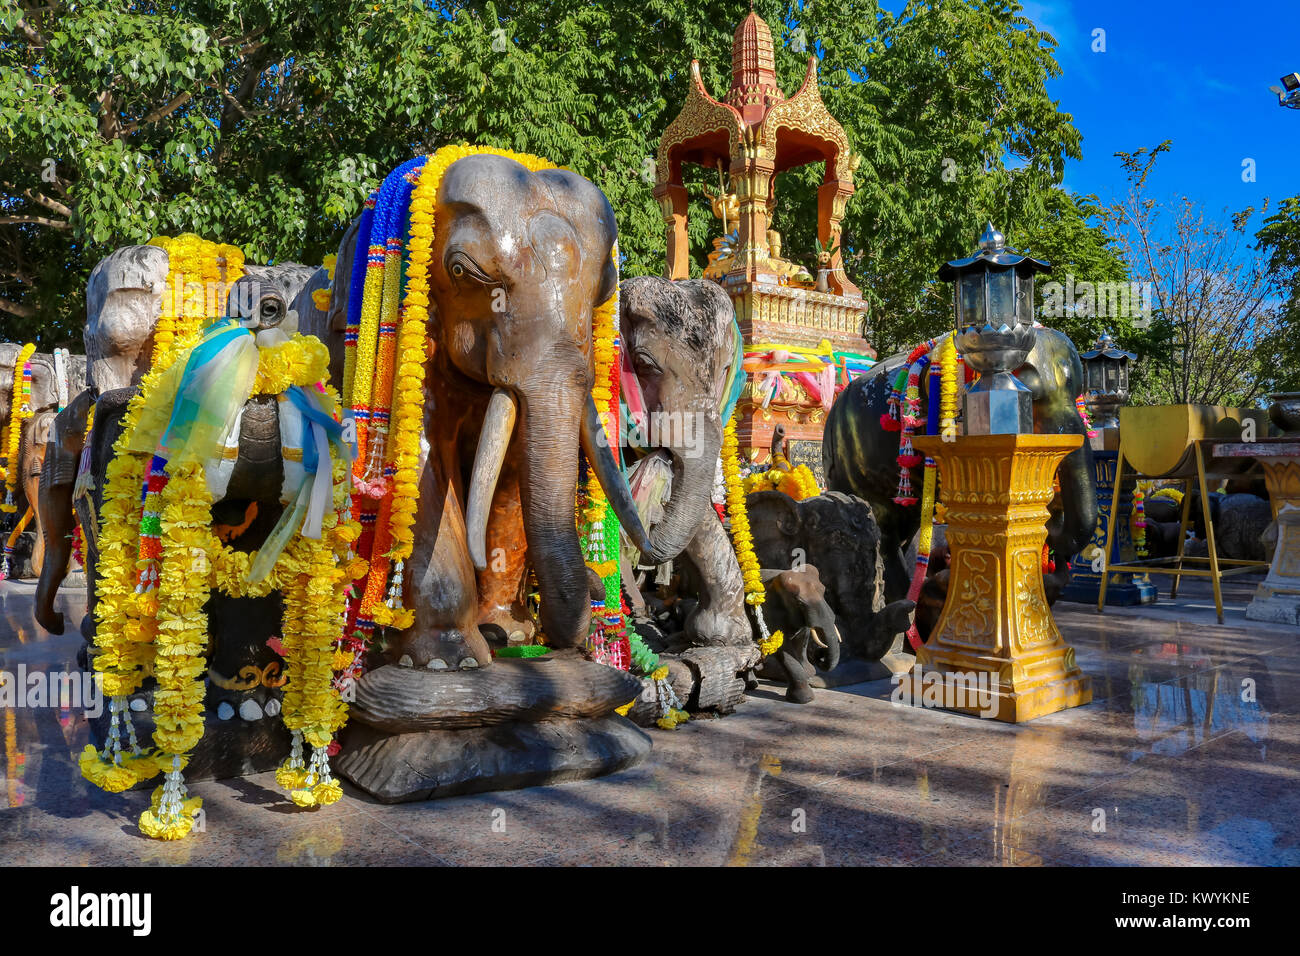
[904,434,1092,722]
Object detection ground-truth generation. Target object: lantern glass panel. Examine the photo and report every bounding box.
[1116,359,1128,391]
[1104,360,1117,391]
[958,274,985,327]
[987,268,1016,325]
[1016,274,1035,325]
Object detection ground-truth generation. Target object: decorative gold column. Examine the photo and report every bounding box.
[905,434,1092,722]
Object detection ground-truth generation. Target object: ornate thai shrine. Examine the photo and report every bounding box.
[653,9,874,472]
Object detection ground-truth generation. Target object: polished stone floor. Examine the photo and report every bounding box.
[1,573,1297,866]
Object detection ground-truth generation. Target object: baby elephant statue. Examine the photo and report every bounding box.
[756,566,840,704]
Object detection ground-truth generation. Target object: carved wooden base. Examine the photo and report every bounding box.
[336,716,651,803]
[904,435,1092,723]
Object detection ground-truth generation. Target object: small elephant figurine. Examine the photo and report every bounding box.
[747,489,915,669]
[756,566,841,704]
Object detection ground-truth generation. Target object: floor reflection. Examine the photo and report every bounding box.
[1,574,1298,866]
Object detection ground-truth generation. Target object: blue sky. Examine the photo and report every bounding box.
[1010,0,1300,227]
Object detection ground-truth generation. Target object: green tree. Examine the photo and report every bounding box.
[1255,195,1300,394]
[3,0,1120,360]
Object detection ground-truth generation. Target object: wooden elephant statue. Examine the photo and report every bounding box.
[327,152,649,675]
[618,275,750,649]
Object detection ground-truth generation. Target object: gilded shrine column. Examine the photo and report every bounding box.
[904,434,1093,722]
[728,141,774,283]
[818,179,858,297]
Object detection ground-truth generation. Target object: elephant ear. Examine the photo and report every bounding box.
[746,490,802,569]
[536,167,618,305]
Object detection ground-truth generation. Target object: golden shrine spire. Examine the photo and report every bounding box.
[726,10,785,123]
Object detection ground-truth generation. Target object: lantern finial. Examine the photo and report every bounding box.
[978,222,1005,253]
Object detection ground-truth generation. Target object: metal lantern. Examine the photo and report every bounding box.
[940,223,1052,435]
[1079,332,1135,430]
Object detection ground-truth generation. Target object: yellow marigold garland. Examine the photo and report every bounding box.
[1,342,36,512]
[938,333,958,440]
[721,409,782,657]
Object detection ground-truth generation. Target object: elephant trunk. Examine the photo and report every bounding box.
[806,606,841,673]
[516,375,591,648]
[466,388,518,570]
[642,438,715,565]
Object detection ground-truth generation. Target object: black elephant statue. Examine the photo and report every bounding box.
[823,326,1098,624]
[754,566,840,703]
[39,261,325,780]
[747,489,915,671]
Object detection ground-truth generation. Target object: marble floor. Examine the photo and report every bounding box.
[1,574,1297,866]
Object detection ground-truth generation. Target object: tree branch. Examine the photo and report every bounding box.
[0,296,37,319]
[0,215,70,229]
[118,90,195,137]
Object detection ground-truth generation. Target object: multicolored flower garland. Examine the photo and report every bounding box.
[83,236,357,840]
[2,343,36,513]
[584,247,631,669]
[898,335,957,650]
[1132,489,1148,558]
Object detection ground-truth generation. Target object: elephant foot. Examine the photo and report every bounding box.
[784,682,815,704]
[392,625,492,672]
[36,606,64,635]
[477,604,535,646]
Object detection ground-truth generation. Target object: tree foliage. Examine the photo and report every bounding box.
[1255,195,1300,395]
[3,0,1119,358]
[1098,143,1286,407]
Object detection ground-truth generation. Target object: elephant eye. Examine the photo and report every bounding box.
[446,251,495,285]
[634,349,661,375]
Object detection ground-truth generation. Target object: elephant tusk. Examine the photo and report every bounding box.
[466,388,518,571]
[581,394,653,555]
[810,628,829,650]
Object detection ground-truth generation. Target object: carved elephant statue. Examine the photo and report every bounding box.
[63,272,324,773]
[330,153,649,674]
[34,244,316,635]
[0,345,84,579]
[746,489,915,668]
[823,326,1098,625]
[754,566,841,704]
[618,275,749,648]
